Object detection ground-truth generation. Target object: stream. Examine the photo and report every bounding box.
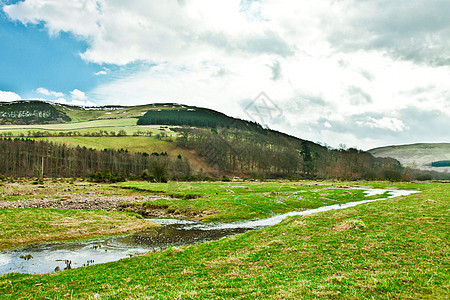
[0,188,419,275]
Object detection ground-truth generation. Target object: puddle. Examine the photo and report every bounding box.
[0,188,420,275]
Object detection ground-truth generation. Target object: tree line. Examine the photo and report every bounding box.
[175,127,443,181]
[0,138,191,181]
[0,129,155,138]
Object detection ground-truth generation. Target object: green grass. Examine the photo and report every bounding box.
[0,118,178,138]
[33,136,209,168]
[30,136,211,171]
[0,182,447,299]
[0,209,158,250]
[53,103,195,122]
[55,104,156,122]
[0,181,379,251]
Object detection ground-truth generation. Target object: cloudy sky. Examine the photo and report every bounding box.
[0,0,449,150]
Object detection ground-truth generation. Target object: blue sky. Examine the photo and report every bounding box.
[0,7,99,98]
[0,0,449,149]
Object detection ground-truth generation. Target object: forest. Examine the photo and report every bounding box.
[175,126,445,181]
[0,138,191,182]
[137,107,265,132]
[431,160,450,167]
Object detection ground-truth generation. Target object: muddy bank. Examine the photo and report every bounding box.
[0,194,176,211]
[0,194,213,220]
[119,202,215,220]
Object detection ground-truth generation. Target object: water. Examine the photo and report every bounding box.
[0,188,419,275]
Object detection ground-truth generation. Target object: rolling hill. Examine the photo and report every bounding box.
[369,143,450,173]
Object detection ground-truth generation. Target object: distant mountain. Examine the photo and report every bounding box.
[0,101,71,125]
[369,143,450,173]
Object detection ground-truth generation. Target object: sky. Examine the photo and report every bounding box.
[0,0,449,150]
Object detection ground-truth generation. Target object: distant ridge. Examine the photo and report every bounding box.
[0,100,71,125]
[369,143,450,173]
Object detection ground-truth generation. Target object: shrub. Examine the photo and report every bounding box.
[89,171,126,183]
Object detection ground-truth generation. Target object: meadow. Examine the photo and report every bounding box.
[0,180,447,299]
[114,181,389,221]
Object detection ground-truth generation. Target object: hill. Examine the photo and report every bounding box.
[0,100,440,181]
[0,101,70,125]
[369,143,450,173]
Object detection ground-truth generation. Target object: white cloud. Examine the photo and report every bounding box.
[52,97,96,107]
[94,70,107,76]
[3,0,450,149]
[358,117,409,132]
[3,0,293,65]
[94,67,110,76]
[70,89,87,101]
[0,90,22,102]
[36,87,65,97]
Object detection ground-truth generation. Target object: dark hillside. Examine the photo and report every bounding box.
[176,126,404,180]
[137,106,264,132]
[0,101,71,125]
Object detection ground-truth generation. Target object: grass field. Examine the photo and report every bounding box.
[0,118,138,131]
[34,136,211,171]
[115,181,388,222]
[54,104,155,122]
[0,181,447,299]
[0,118,178,137]
[0,180,375,249]
[55,103,188,122]
[38,136,176,153]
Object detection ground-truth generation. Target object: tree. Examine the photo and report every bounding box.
[151,159,168,183]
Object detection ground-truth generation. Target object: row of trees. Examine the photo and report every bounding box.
[0,129,156,138]
[0,138,191,181]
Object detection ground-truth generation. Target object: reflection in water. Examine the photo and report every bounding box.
[0,189,419,275]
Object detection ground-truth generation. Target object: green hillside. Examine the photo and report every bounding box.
[369,143,450,173]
